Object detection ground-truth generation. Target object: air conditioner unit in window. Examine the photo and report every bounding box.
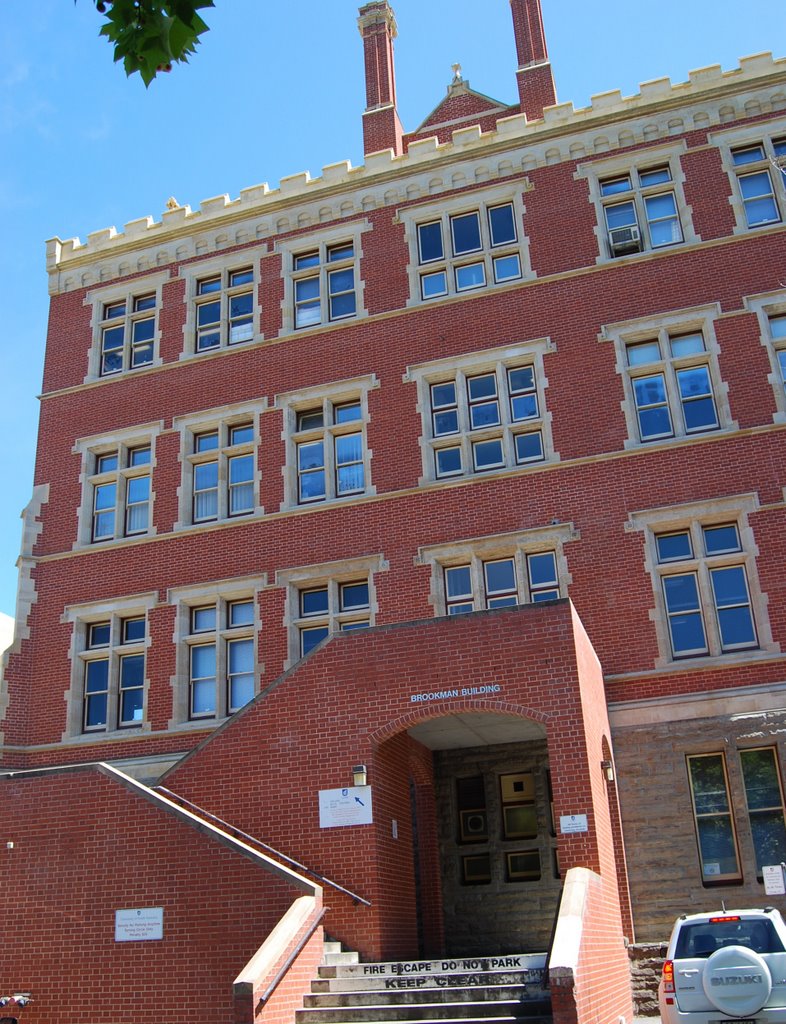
[608,224,642,255]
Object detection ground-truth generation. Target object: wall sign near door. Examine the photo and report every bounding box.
[115,907,163,941]
[559,813,588,834]
[319,785,373,828]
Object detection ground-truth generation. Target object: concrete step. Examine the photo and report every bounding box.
[296,1000,551,1023]
[319,954,547,982]
[304,985,548,1007]
[311,971,546,995]
[324,950,363,966]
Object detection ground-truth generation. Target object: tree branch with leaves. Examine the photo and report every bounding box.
[83,0,214,86]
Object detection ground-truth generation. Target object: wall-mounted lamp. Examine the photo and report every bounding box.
[601,760,614,783]
[352,764,368,787]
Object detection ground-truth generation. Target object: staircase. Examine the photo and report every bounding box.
[297,942,552,1024]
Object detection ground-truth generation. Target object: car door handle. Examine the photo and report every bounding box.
[679,969,700,976]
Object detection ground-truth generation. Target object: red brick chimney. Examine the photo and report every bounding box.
[358,1,404,156]
[510,0,557,121]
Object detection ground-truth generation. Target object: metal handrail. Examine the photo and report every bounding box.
[258,907,327,1008]
[157,787,371,906]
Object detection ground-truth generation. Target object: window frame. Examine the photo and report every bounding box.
[712,124,786,235]
[601,305,735,450]
[64,593,156,739]
[275,554,386,669]
[687,752,743,885]
[417,524,576,619]
[173,401,266,529]
[168,576,264,728]
[179,251,265,359]
[405,339,555,485]
[276,375,378,510]
[745,291,786,424]
[85,272,169,382]
[398,184,533,308]
[739,746,786,877]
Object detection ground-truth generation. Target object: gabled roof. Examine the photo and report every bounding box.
[410,78,514,137]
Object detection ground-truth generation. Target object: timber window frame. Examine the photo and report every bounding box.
[602,305,735,449]
[179,250,265,358]
[84,271,169,382]
[628,495,777,669]
[405,339,555,485]
[276,375,378,510]
[276,554,386,669]
[417,524,576,618]
[739,747,786,877]
[687,752,743,885]
[399,184,533,307]
[63,592,156,740]
[174,401,266,529]
[745,291,786,424]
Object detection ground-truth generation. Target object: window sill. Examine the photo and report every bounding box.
[622,425,738,452]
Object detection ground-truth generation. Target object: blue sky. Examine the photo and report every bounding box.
[0,0,783,619]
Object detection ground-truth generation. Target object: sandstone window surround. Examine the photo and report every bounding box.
[275,554,386,669]
[600,304,736,450]
[627,494,777,669]
[397,182,533,308]
[62,592,157,740]
[710,120,786,234]
[745,290,786,424]
[173,400,266,530]
[179,248,265,359]
[275,374,378,511]
[73,422,162,549]
[405,338,556,485]
[276,221,370,336]
[416,523,577,618]
[167,575,265,729]
[83,270,169,383]
[575,141,699,264]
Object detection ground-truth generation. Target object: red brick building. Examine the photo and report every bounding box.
[2,2,786,1021]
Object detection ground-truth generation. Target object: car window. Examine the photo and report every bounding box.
[674,918,785,958]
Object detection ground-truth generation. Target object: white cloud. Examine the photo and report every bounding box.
[0,612,14,653]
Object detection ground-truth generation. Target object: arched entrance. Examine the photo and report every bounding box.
[377,710,560,958]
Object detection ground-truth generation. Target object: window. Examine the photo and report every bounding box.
[730,138,786,227]
[687,753,742,884]
[629,495,776,668]
[626,331,719,441]
[602,306,735,449]
[276,554,384,668]
[194,266,255,351]
[417,523,575,618]
[407,340,554,484]
[743,293,786,423]
[99,293,157,375]
[86,273,168,381]
[600,164,683,256]
[292,240,357,329]
[89,443,152,542]
[277,376,377,510]
[656,522,757,658]
[416,201,522,300]
[771,314,786,390]
[297,579,370,657]
[178,413,260,526]
[740,747,786,875]
[185,597,256,719]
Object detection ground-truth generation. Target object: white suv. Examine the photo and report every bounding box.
[659,909,786,1024]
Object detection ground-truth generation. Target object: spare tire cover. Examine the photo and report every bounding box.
[702,944,772,1016]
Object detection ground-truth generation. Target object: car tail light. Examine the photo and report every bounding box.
[662,959,675,999]
[709,915,740,922]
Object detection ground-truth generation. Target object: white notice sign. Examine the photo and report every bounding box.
[763,864,786,895]
[559,814,588,835]
[319,786,373,829]
[115,907,164,942]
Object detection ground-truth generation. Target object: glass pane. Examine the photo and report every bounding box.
[299,469,326,502]
[745,194,780,226]
[445,566,471,600]
[191,644,216,678]
[295,277,320,302]
[230,268,254,286]
[335,434,362,465]
[467,374,497,401]
[192,606,216,632]
[418,221,443,263]
[230,674,255,711]
[451,211,481,255]
[191,678,216,715]
[703,524,740,555]
[485,559,515,595]
[600,175,632,196]
[85,692,107,728]
[197,300,220,326]
[97,453,119,473]
[770,315,786,340]
[194,462,218,490]
[436,447,462,476]
[732,145,765,165]
[421,271,447,298]
[663,573,701,613]
[340,582,369,610]
[129,446,151,467]
[229,292,252,318]
[434,409,459,435]
[297,410,324,431]
[302,626,329,656]
[295,301,321,328]
[669,332,704,357]
[741,749,783,811]
[696,816,739,878]
[328,242,353,262]
[511,394,538,421]
[508,367,534,392]
[337,464,365,494]
[89,623,111,647]
[470,401,500,429]
[473,439,504,470]
[195,432,219,452]
[102,325,124,351]
[301,588,329,616]
[104,301,126,318]
[493,254,521,283]
[229,454,253,486]
[690,755,730,814]
[656,531,693,562]
[330,293,357,320]
[633,373,668,403]
[639,166,672,186]
[229,600,254,627]
[328,268,353,293]
[455,262,485,291]
[85,659,109,693]
[528,552,557,588]
[197,276,221,294]
[120,653,144,688]
[229,637,253,674]
[126,476,149,505]
[334,402,362,424]
[627,340,661,366]
[120,688,144,724]
[605,201,637,229]
[750,811,786,873]
[94,482,116,511]
[298,441,324,472]
[431,382,456,408]
[229,424,253,445]
[132,318,154,343]
[514,432,543,463]
[488,203,516,245]
[123,618,145,643]
[294,251,319,270]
